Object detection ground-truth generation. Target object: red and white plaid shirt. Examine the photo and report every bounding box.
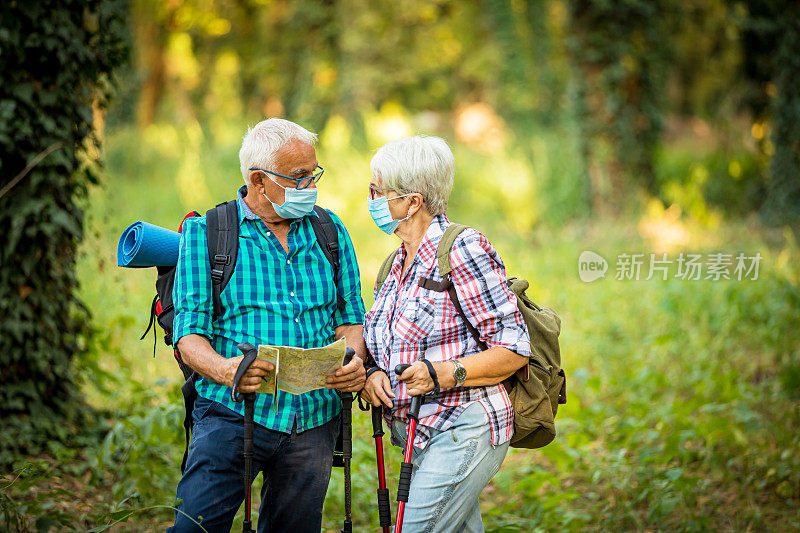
[364,214,532,448]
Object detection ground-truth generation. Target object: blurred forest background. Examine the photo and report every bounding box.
[1,0,799,531]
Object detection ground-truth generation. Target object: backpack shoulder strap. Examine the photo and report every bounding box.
[418,223,487,350]
[436,223,470,277]
[206,199,239,319]
[376,249,399,293]
[310,206,346,311]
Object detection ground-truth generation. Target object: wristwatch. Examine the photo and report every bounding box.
[452,359,467,387]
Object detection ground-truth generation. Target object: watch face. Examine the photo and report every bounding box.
[454,365,467,382]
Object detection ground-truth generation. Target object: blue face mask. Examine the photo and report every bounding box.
[367,193,413,235]
[263,175,317,219]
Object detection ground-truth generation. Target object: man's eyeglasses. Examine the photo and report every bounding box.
[249,165,325,190]
[369,184,396,200]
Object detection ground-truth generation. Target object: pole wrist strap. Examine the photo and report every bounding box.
[421,359,439,395]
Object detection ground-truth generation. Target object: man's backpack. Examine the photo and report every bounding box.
[375,223,567,449]
[141,199,345,471]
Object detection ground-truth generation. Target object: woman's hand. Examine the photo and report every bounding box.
[361,369,396,408]
[396,361,436,397]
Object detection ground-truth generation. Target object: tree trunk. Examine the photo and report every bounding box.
[761,3,800,227]
[0,0,128,465]
[134,0,170,127]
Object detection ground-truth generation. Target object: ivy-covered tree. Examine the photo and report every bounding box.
[0,0,128,464]
[724,0,800,227]
[758,2,800,226]
[566,0,671,214]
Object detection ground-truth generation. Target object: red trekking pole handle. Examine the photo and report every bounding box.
[393,363,423,533]
[372,405,391,533]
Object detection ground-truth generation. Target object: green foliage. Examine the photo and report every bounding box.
[1,461,81,532]
[90,385,185,503]
[0,459,204,532]
[655,145,765,218]
[728,0,781,122]
[0,0,129,466]
[484,0,567,129]
[668,0,743,118]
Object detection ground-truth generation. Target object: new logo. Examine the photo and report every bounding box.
[578,251,608,282]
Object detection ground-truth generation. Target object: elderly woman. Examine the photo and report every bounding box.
[361,135,532,532]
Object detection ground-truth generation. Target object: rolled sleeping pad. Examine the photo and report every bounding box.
[117,220,180,268]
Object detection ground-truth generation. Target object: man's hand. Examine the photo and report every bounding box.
[361,369,395,408]
[396,361,435,397]
[325,356,365,392]
[225,355,274,394]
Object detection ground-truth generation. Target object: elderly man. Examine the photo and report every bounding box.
[168,118,367,532]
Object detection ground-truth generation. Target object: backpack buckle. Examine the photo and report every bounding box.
[418,276,451,292]
[213,254,231,266]
[210,254,230,283]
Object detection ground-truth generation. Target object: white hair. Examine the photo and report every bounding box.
[238,118,318,185]
[370,135,455,216]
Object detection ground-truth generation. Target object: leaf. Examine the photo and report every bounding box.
[664,467,683,482]
[35,514,58,532]
[108,509,135,521]
[85,524,114,533]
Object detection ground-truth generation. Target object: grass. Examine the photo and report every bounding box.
[3,117,799,532]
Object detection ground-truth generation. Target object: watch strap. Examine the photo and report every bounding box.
[453,359,467,387]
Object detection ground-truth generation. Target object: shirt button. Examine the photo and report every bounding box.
[287,259,291,265]
[290,291,295,297]
[266,231,271,236]
[294,318,299,323]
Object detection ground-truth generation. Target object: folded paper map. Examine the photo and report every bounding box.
[256,337,347,397]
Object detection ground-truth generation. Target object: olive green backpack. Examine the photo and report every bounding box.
[376,223,566,449]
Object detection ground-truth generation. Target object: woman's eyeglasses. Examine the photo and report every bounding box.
[369,184,395,200]
[249,166,325,190]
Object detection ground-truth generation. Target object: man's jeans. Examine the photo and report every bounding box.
[390,402,510,533]
[167,395,339,533]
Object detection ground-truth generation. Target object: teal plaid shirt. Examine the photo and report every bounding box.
[172,187,366,433]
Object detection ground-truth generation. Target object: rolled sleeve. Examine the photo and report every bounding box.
[327,210,366,327]
[172,217,214,345]
[449,229,532,358]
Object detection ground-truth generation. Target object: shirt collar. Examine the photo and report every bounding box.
[419,213,450,262]
[236,185,259,224]
[398,213,450,268]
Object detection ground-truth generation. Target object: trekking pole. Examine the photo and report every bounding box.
[393,363,423,533]
[339,347,356,533]
[372,405,391,533]
[241,392,255,533]
[234,343,259,533]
